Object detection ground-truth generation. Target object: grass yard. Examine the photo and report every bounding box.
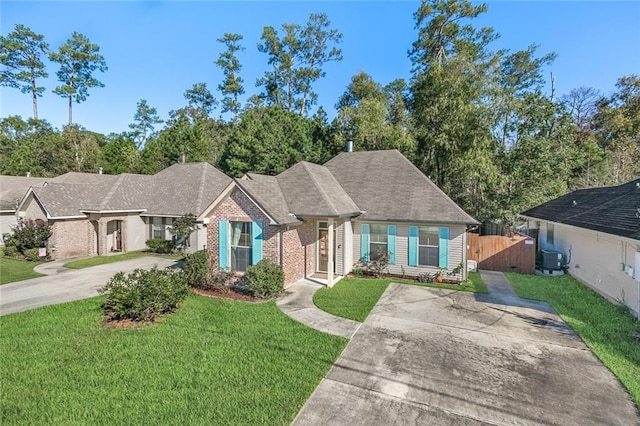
[0,295,347,425]
[63,251,152,269]
[313,272,488,322]
[0,248,44,284]
[506,273,640,408]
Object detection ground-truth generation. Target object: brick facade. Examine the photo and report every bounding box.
[49,219,92,259]
[281,220,316,286]
[206,188,317,287]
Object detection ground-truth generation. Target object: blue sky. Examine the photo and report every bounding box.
[1,1,639,135]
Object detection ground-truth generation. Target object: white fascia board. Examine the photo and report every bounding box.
[81,209,147,214]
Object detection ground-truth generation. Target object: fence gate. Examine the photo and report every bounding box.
[467,232,535,274]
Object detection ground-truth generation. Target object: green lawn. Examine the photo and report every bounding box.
[506,273,640,408]
[313,272,488,322]
[63,251,151,269]
[0,295,347,425]
[0,249,44,284]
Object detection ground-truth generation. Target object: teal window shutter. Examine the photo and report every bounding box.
[439,227,449,269]
[408,226,418,266]
[218,221,229,270]
[360,224,370,261]
[252,221,263,265]
[387,225,396,265]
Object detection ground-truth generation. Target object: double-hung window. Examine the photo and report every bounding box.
[418,226,439,267]
[230,221,252,272]
[369,224,388,261]
[152,217,163,239]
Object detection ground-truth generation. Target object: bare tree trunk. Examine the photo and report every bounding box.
[68,95,72,125]
[32,78,38,120]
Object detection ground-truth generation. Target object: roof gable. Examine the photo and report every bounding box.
[276,162,360,218]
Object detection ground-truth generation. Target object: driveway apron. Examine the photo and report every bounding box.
[0,257,179,316]
[294,283,639,425]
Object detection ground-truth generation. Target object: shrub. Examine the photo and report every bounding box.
[3,245,18,257]
[3,219,51,254]
[145,238,175,254]
[246,259,284,299]
[183,250,234,291]
[23,248,40,262]
[99,267,190,322]
[356,252,389,278]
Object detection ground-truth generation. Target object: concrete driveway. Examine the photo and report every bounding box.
[294,284,639,425]
[0,256,179,316]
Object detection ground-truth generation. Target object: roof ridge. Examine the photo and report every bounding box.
[195,163,207,215]
[300,162,341,215]
[98,174,126,210]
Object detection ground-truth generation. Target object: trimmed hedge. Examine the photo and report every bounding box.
[145,238,175,254]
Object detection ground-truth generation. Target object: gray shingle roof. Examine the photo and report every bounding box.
[522,179,640,240]
[146,163,232,216]
[324,150,479,224]
[0,176,47,211]
[276,162,361,218]
[32,183,102,217]
[22,163,231,219]
[236,174,299,225]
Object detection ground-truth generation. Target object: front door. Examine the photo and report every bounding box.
[317,226,335,273]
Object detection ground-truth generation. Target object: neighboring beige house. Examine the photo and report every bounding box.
[13,163,231,258]
[1,175,47,242]
[521,179,640,318]
[199,150,479,287]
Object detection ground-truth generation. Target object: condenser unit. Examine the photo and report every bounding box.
[542,250,563,271]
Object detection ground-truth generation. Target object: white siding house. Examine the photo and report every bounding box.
[522,179,640,318]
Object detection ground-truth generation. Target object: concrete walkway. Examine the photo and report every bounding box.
[478,270,555,313]
[0,256,179,316]
[276,279,362,339]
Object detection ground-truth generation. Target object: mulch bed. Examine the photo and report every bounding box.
[192,287,264,303]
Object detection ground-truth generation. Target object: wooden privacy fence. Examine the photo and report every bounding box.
[467,232,535,274]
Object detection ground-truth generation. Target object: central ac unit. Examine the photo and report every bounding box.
[542,250,563,271]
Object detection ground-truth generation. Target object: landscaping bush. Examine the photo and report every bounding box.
[145,238,175,254]
[3,245,19,258]
[183,250,234,291]
[2,219,51,255]
[355,252,390,278]
[23,248,40,262]
[99,267,190,322]
[246,259,284,299]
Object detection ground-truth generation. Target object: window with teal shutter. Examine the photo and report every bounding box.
[218,220,229,270]
[439,227,449,269]
[252,221,263,264]
[360,223,370,261]
[387,225,396,264]
[408,226,418,266]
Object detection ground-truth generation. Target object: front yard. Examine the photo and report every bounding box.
[506,273,640,408]
[0,295,346,424]
[313,272,488,322]
[0,248,44,284]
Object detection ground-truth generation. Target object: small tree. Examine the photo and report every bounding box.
[168,213,198,251]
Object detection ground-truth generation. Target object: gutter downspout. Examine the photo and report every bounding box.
[279,229,284,268]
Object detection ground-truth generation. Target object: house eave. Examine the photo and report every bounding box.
[81,209,147,214]
[49,215,88,220]
[521,214,640,244]
[354,217,480,226]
